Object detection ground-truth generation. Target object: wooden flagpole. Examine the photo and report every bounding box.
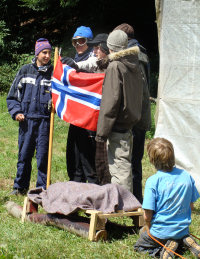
[46,47,59,188]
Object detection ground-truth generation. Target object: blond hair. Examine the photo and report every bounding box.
[147,138,175,172]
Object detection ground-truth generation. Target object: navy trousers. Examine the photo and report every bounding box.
[14,119,50,190]
[66,124,99,184]
[132,127,146,204]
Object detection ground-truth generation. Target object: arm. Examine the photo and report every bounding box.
[61,56,98,72]
[6,68,25,120]
[144,209,153,231]
[190,175,200,211]
[76,57,98,72]
[142,176,157,232]
[96,63,122,140]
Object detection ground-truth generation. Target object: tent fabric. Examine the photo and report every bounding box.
[155,0,200,191]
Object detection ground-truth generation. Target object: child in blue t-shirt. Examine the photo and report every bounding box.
[134,137,200,258]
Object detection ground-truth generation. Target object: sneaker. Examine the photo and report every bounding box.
[160,240,179,259]
[9,188,28,196]
[183,235,200,258]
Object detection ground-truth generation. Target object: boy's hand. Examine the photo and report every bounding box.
[16,113,25,121]
[48,99,52,111]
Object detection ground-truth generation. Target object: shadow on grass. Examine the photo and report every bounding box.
[192,207,200,216]
[106,220,140,241]
[0,195,10,206]
[50,213,140,241]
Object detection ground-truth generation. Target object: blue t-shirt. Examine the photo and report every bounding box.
[143,167,200,239]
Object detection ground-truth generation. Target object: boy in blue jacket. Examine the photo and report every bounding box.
[7,38,53,195]
[134,137,200,258]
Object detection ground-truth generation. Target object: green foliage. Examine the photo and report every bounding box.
[0,0,158,81]
[0,20,21,62]
[0,54,33,93]
[0,20,10,49]
[20,0,80,10]
[0,1,32,60]
[0,44,74,93]
[150,72,159,98]
[146,102,156,139]
[60,0,80,7]
[20,0,49,11]
[149,53,159,98]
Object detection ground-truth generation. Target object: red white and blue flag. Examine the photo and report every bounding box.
[51,58,105,131]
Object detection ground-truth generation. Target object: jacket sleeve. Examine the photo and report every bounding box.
[77,57,98,72]
[6,68,24,120]
[96,63,122,140]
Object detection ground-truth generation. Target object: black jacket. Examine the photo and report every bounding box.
[128,39,151,131]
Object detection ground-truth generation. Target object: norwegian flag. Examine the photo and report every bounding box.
[51,58,105,131]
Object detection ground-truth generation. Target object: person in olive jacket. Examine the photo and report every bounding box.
[113,23,151,203]
[7,38,53,195]
[96,30,143,192]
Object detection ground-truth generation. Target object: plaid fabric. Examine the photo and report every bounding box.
[95,142,111,185]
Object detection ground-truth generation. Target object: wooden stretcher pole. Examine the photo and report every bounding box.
[46,47,59,188]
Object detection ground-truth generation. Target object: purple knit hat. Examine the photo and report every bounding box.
[35,38,52,56]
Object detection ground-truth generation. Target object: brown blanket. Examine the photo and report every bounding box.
[28,182,141,215]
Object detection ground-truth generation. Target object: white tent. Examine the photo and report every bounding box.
[155,0,200,191]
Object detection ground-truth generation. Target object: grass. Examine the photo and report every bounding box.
[0,94,200,259]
